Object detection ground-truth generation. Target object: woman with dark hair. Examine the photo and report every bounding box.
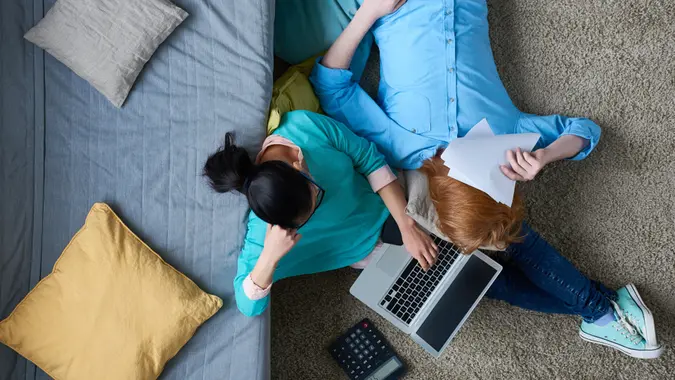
[204,110,437,317]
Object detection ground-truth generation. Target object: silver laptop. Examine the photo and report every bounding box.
[350,234,502,357]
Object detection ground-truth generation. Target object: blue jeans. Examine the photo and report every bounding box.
[485,222,617,322]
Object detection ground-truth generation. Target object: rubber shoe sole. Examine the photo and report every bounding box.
[579,329,664,359]
[625,283,658,348]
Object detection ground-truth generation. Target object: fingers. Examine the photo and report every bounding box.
[428,239,438,260]
[425,236,438,261]
[522,151,544,176]
[506,150,529,178]
[422,249,435,270]
[416,254,430,271]
[417,240,437,271]
[514,148,531,170]
[500,164,524,181]
[420,230,437,269]
[269,225,300,242]
[522,151,537,166]
[285,228,300,240]
[394,0,407,11]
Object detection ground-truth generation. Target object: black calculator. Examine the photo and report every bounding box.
[329,319,406,380]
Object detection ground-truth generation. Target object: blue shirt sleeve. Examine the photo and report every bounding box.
[310,59,432,169]
[233,217,270,317]
[516,113,601,160]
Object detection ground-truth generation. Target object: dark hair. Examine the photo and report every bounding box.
[203,132,314,228]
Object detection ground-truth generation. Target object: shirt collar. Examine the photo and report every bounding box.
[255,135,304,164]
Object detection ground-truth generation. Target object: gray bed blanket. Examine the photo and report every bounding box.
[0,0,274,379]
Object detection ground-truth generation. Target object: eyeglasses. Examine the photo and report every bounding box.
[295,171,325,229]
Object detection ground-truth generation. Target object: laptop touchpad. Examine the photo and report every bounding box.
[376,247,408,278]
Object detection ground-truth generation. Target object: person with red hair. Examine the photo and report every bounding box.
[310,0,663,358]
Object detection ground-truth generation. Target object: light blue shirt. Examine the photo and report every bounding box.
[310,0,601,170]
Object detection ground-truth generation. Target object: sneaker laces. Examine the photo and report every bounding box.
[610,300,642,344]
[625,313,645,337]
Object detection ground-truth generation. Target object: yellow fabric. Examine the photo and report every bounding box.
[268,55,322,134]
[0,203,223,380]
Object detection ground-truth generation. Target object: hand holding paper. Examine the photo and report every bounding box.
[500,148,548,182]
[440,119,540,207]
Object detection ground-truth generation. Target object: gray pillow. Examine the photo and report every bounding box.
[25,0,188,108]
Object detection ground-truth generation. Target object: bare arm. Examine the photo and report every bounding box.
[378,180,438,270]
[321,0,406,69]
[248,253,278,290]
[249,225,300,289]
[540,135,589,164]
[502,135,590,181]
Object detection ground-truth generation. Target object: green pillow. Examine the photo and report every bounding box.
[275,0,372,80]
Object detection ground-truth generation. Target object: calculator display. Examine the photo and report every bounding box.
[365,357,401,380]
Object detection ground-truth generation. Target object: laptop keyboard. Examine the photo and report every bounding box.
[379,236,461,325]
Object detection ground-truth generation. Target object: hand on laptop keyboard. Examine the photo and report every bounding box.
[400,218,438,271]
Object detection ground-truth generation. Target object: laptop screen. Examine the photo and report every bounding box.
[415,254,498,351]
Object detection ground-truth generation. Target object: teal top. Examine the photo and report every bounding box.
[234,111,391,316]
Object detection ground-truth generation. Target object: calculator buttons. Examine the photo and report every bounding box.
[330,319,402,380]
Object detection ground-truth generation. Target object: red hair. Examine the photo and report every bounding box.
[420,157,525,253]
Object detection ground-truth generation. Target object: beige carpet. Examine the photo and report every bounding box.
[271,1,675,378]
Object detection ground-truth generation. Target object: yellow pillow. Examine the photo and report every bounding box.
[268,55,322,134]
[0,203,222,380]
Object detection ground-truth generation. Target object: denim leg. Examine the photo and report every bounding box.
[502,222,617,322]
[486,261,578,315]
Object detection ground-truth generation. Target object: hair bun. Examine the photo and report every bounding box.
[203,132,254,194]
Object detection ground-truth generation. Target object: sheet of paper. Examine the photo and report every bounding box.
[440,119,540,207]
[461,118,494,139]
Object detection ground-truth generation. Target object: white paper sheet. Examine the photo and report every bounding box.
[462,118,494,140]
[440,119,540,207]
